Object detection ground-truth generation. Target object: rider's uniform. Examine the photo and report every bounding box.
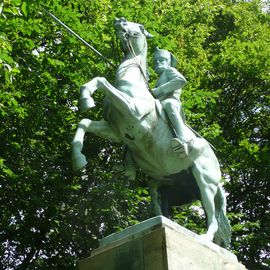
[154,67,186,101]
[154,67,187,125]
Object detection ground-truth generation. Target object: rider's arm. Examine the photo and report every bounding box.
[153,68,187,98]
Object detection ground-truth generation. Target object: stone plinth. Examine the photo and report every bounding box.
[78,216,247,270]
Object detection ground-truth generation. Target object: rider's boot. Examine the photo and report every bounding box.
[171,138,189,156]
[169,114,190,156]
[164,104,190,156]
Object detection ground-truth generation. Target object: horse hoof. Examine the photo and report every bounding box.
[198,234,213,244]
[72,154,88,171]
[79,97,95,112]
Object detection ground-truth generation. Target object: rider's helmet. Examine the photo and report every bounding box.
[154,47,178,68]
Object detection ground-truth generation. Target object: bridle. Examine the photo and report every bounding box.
[122,29,153,95]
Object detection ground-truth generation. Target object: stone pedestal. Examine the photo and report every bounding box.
[78,216,247,270]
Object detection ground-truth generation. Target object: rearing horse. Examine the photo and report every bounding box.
[71,18,231,247]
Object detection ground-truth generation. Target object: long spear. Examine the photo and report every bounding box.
[42,7,116,68]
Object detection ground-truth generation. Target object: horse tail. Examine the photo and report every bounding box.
[214,185,231,247]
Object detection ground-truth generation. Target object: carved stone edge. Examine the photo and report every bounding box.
[93,215,237,263]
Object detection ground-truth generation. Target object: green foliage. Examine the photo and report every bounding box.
[172,201,206,235]
[1,0,269,269]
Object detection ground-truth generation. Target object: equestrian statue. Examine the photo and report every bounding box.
[71,18,231,247]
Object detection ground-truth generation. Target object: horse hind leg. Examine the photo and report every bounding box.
[200,185,219,242]
[213,185,231,247]
[72,118,119,171]
[192,166,219,242]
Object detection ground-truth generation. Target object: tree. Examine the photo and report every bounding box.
[1,0,269,269]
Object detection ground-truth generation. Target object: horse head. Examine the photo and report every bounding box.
[114,17,153,56]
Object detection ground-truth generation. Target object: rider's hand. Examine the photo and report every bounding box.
[152,87,162,98]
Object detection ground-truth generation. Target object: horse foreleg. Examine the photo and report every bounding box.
[72,119,119,171]
[79,79,100,112]
[72,120,88,170]
[80,77,137,116]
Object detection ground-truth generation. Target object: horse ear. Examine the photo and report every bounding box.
[139,25,154,38]
[144,30,154,38]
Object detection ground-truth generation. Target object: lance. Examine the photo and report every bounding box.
[42,7,116,68]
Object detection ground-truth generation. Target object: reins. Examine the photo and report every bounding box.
[124,32,154,96]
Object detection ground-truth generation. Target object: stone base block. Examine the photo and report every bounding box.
[78,216,247,270]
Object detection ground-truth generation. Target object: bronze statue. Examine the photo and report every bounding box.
[71,18,231,247]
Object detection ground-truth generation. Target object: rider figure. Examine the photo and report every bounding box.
[153,47,189,155]
[117,48,190,179]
